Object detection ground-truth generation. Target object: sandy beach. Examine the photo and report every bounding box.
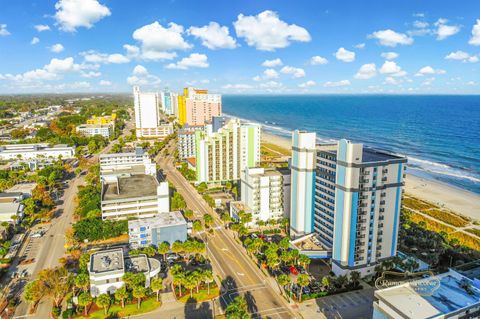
[262,132,480,221]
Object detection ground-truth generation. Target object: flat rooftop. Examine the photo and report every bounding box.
[102,174,158,201]
[375,271,480,318]
[128,211,186,229]
[362,147,405,163]
[455,260,480,282]
[90,248,124,273]
[125,255,149,273]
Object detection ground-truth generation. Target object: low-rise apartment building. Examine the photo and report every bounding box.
[240,167,291,226]
[88,248,161,297]
[0,143,75,161]
[128,211,188,248]
[76,123,114,138]
[99,148,156,177]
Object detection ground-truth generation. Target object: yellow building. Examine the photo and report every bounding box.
[86,113,117,126]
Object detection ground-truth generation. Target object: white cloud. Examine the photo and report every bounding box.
[123,44,140,58]
[434,18,460,40]
[310,55,328,65]
[0,24,10,36]
[298,80,316,88]
[50,43,65,53]
[379,61,405,77]
[354,43,366,49]
[262,58,283,68]
[80,50,130,64]
[469,19,480,46]
[233,10,311,51]
[413,21,429,29]
[335,47,355,62]
[99,80,112,86]
[263,68,279,79]
[188,22,237,49]
[384,77,401,85]
[165,53,209,70]
[369,29,413,47]
[69,81,91,89]
[354,63,377,79]
[415,66,446,76]
[80,71,101,78]
[34,24,50,32]
[0,57,82,83]
[323,80,350,87]
[445,50,479,63]
[222,84,253,90]
[127,65,160,86]
[260,81,284,89]
[381,52,399,60]
[54,0,111,32]
[132,21,191,61]
[280,66,305,78]
[31,37,40,45]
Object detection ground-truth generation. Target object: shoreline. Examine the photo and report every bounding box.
[262,131,480,221]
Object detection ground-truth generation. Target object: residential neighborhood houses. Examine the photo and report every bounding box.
[0,87,477,319]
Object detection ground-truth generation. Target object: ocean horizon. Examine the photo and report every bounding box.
[222,94,480,194]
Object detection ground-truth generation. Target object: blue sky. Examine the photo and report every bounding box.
[0,0,479,94]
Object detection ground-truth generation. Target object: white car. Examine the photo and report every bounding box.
[30,232,42,238]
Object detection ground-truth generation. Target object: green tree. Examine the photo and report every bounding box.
[172,272,186,296]
[183,209,194,220]
[96,294,111,315]
[114,286,128,308]
[221,212,232,227]
[192,220,203,233]
[204,214,214,229]
[171,241,184,257]
[75,273,90,292]
[183,274,197,298]
[203,269,214,295]
[23,280,43,309]
[298,254,311,270]
[277,274,291,299]
[296,274,310,301]
[197,182,207,193]
[78,292,92,316]
[132,286,147,309]
[349,271,361,288]
[157,242,170,260]
[321,276,330,290]
[142,246,156,257]
[226,296,250,319]
[123,272,146,289]
[151,277,163,302]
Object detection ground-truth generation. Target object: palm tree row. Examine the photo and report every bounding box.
[170,265,214,298]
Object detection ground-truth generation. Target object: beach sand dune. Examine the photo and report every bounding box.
[262,132,480,221]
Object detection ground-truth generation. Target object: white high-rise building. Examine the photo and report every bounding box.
[133,86,172,138]
[240,167,291,226]
[195,119,260,183]
[289,131,316,237]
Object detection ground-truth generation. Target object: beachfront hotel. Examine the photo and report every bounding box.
[195,118,260,183]
[133,86,173,138]
[290,131,317,236]
[289,131,407,276]
[177,87,222,126]
[239,167,291,226]
[159,88,178,116]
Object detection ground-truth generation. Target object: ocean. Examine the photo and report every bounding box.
[222,95,480,194]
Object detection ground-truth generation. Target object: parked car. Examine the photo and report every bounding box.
[289,266,299,275]
[302,286,311,295]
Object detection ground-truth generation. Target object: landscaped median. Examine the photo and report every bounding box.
[74,296,161,319]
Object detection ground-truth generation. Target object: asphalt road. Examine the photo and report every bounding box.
[155,142,298,319]
[12,116,135,319]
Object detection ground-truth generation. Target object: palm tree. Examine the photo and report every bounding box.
[192,220,203,233]
[335,275,348,289]
[157,241,170,261]
[114,286,128,308]
[226,296,250,319]
[96,294,110,315]
[151,277,163,302]
[173,272,186,296]
[296,274,310,302]
[298,254,311,270]
[133,286,147,309]
[321,276,330,291]
[203,269,214,295]
[349,271,361,288]
[78,292,92,316]
[74,273,90,292]
[204,214,214,229]
[277,274,291,299]
[221,212,232,228]
[184,274,197,298]
[280,218,289,234]
[23,280,43,310]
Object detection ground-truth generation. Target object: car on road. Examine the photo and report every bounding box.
[290,266,299,275]
[30,231,43,238]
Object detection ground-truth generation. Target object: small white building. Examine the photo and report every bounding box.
[0,193,26,223]
[240,167,291,226]
[0,143,75,161]
[88,248,161,297]
[99,148,156,178]
[76,123,113,138]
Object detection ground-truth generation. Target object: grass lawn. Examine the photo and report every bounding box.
[176,286,220,303]
[261,142,291,156]
[82,297,161,319]
[466,228,480,237]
